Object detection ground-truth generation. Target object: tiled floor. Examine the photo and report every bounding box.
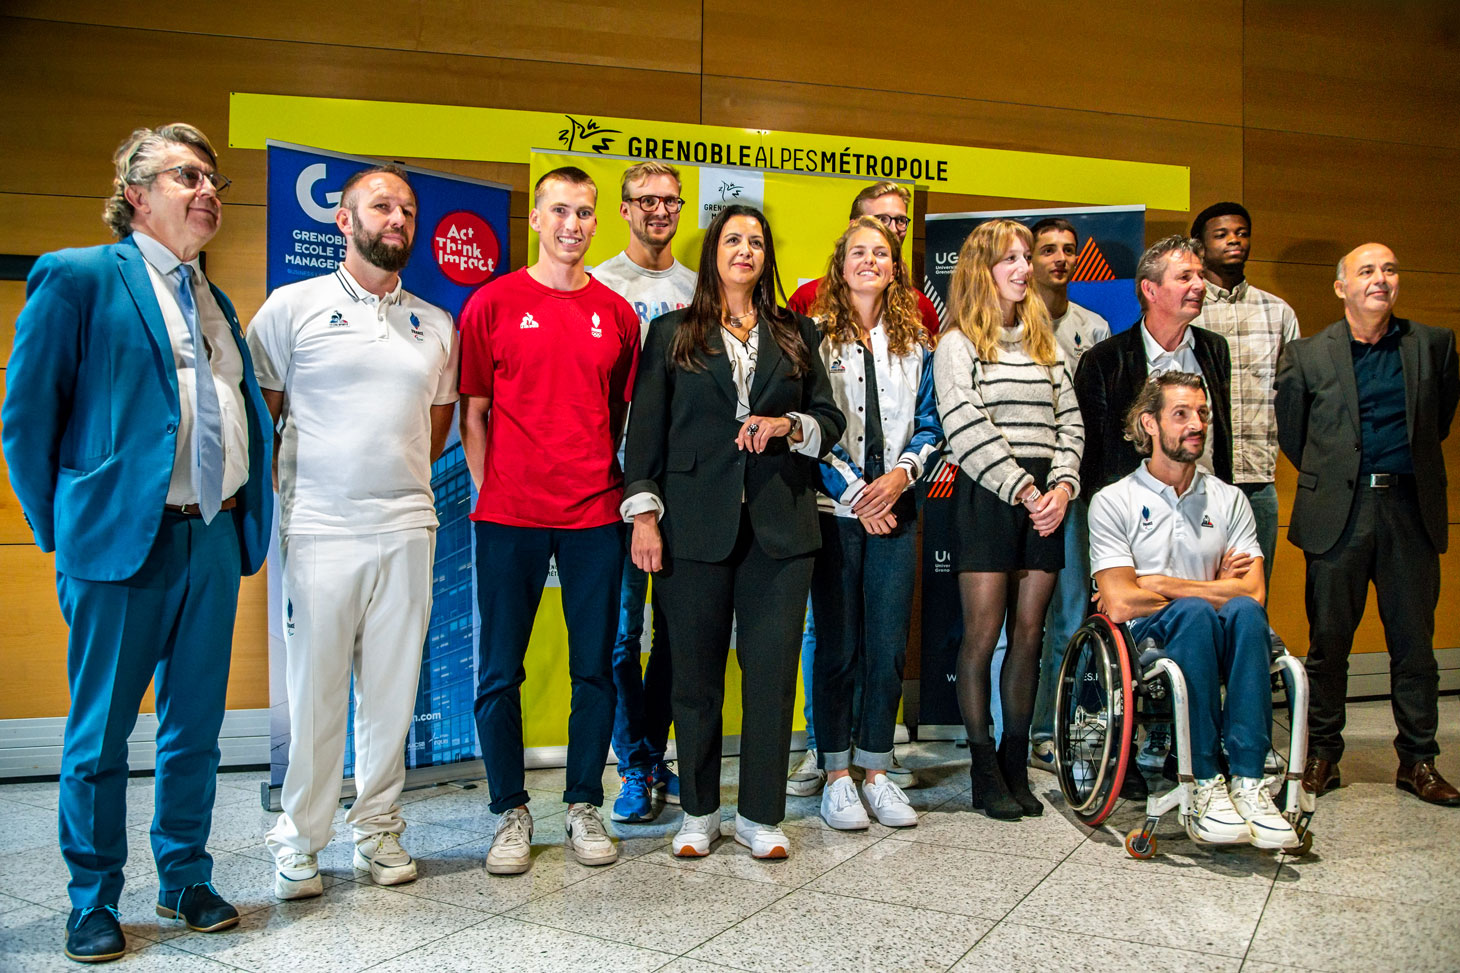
[2,697,1458,972]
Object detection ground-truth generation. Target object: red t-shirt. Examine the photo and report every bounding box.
[459,268,640,529]
[788,276,942,336]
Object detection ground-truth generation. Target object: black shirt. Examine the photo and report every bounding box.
[1350,318,1413,474]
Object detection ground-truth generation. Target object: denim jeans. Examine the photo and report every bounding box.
[1127,596,1273,779]
[1238,482,1278,587]
[809,515,917,771]
[1031,498,1090,742]
[611,555,672,773]
[799,597,817,751]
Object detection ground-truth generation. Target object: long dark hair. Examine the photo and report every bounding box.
[670,204,810,377]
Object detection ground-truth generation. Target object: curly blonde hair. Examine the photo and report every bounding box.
[808,217,926,357]
[944,218,1057,366]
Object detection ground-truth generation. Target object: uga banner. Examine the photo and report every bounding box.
[917,204,1145,732]
[264,142,511,803]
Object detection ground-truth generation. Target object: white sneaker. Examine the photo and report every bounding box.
[786,749,825,797]
[734,813,791,859]
[486,806,533,875]
[1230,776,1300,850]
[862,776,918,827]
[1138,724,1171,772]
[1264,750,1287,775]
[1190,775,1250,844]
[884,751,917,789]
[274,850,322,900]
[1028,739,1057,774]
[820,776,870,830]
[672,810,721,857]
[564,803,618,867]
[353,831,417,885]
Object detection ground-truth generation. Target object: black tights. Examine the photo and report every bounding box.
[955,570,1058,745]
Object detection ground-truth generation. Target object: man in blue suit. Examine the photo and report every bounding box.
[1,123,272,963]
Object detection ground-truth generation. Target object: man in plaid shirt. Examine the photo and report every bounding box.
[1190,202,1300,583]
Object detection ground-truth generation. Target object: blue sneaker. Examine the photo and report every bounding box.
[652,760,681,806]
[612,766,656,823]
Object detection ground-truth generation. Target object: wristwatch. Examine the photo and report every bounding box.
[785,414,802,439]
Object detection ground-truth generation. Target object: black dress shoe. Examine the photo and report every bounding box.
[155,883,239,933]
[65,905,125,963]
[1301,756,1340,795]
[1396,760,1460,807]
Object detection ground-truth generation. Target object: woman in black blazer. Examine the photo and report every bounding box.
[622,204,844,861]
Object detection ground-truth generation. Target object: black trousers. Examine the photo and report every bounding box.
[656,508,813,823]
[1304,480,1441,764]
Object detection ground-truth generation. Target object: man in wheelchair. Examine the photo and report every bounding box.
[1086,371,1299,849]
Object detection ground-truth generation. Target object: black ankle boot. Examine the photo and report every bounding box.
[997,735,1044,816]
[969,742,1023,820]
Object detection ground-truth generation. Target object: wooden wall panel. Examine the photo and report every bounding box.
[6,1,705,75]
[1,281,20,365]
[702,76,1240,227]
[702,1,1245,126]
[1244,2,1460,149]
[0,17,702,200]
[0,373,32,544]
[1243,127,1460,276]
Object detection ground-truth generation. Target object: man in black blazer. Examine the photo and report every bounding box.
[1074,235,1233,495]
[1276,242,1459,807]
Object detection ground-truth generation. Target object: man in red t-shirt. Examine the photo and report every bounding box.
[786,180,940,336]
[458,167,640,876]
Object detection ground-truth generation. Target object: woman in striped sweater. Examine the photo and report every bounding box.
[933,219,1084,820]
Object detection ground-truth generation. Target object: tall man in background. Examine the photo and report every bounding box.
[1276,243,1459,806]
[1190,202,1299,584]
[592,161,696,823]
[1025,218,1110,771]
[459,167,641,874]
[249,165,459,900]
[2,123,271,962]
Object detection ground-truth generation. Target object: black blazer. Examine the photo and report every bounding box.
[1073,322,1233,493]
[624,309,845,563]
[1276,316,1458,556]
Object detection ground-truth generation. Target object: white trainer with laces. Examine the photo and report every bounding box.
[820,776,870,830]
[885,751,917,789]
[1028,739,1057,773]
[862,775,918,827]
[486,806,533,875]
[786,749,825,797]
[1137,724,1171,772]
[672,810,721,857]
[565,803,618,866]
[1229,776,1301,850]
[734,813,791,859]
[1190,775,1251,844]
[354,831,417,886]
[274,850,323,900]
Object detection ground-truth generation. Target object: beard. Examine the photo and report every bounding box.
[353,219,413,273]
[1159,428,1205,463]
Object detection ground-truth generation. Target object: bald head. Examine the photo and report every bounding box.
[1335,243,1398,326]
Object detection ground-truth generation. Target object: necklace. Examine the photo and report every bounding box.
[725,308,756,328]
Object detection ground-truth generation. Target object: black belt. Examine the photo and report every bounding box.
[1361,473,1412,489]
[165,496,239,516]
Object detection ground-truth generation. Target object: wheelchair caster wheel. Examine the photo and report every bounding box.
[1125,827,1157,859]
[1291,830,1314,856]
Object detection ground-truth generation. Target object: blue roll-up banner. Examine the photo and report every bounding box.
[263,141,510,804]
[917,205,1146,732]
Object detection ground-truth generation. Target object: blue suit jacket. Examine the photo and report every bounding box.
[2,236,273,582]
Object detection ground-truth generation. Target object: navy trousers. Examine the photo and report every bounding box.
[472,521,623,814]
[56,511,241,908]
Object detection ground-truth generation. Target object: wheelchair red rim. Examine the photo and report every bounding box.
[1087,613,1136,827]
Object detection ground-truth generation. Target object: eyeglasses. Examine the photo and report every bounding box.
[154,165,232,196]
[627,194,684,213]
[871,214,910,231]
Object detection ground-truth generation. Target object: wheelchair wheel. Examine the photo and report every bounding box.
[1053,615,1136,827]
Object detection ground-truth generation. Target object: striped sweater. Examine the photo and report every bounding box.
[933,325,1084,504]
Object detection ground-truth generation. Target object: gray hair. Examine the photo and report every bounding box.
[1336,255,1347,281]
[1135,235,1203,311]
[103,123,219,237]
[1124,371,1207,455]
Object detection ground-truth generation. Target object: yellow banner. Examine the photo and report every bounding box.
[229,93,1189,210]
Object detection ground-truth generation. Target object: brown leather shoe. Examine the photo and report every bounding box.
[1396,761,1460,807]
[1301,756,1340,795]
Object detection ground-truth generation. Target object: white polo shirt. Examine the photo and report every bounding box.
[1088,460,1260,582]
[246,267,459,536]
[1051,300,1110,369]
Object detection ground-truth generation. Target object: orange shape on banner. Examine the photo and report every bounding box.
[1072,237,1116,282]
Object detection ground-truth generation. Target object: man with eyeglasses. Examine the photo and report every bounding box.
[590,161,696,824]
[248,165,460,901]
[3,123,272,962]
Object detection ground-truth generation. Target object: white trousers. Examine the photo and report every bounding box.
[265,528,435,857]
